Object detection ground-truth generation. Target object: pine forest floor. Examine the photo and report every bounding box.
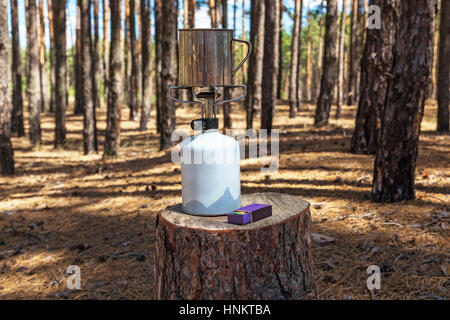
[0,99,449,300]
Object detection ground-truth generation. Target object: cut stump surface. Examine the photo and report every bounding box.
[154,192,315,300]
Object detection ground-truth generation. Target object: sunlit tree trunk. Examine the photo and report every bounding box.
[0,0,14,175]
[336,0,347,119]
[261,0,280,132]
[437,0,449,132]
[47,0,55,113]
[350,0,396,155]
[139,0,152,131]
[245,0,264,129]
[104,0,122,157]
[304,10,311,102]
[159,0,177,149]
[80,0,97,154]
[295,0,303,112]
[155,0,162,133]
[74,0,83,115]
[289,0,302,118]
[314,3,324,101]
[10,0,24,137]
[188,0,196,27]
[38,0,48,113]
[222,0,232,129]
[372,0,437,203]
[52,0,66,149]
[103,0,109,105]
[128,0,139,121]
[276,0,283,99]
[92,0,101,110]
[26,0,42,146]
[314,0,338,126]
[347,0,360,105]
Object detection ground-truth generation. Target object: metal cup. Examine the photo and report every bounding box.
[178,28,252,87]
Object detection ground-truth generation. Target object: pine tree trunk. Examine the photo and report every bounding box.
[336,0,347,119]
[104,0,122,157]
[372,0,437,203]
[276,0,283,100]
[261,0,280,132]
[53,0,67,149]
[314,4,324,101]
[289,0,301,118]
[437,0,449,132]
[295,0,303,112]
[209,0,217,27]
[128,0,139,121]
[47,0,55,114]
[350,0,396,154]
[245,0,264,129]
[26,0,42,147]
[139,0,152,131]
[241,0,246,84]
[123,1,130,112]
[80,0,97,154]
[347,0,359,105]
[10,0,24,137]
[159,0,177,150]
[154,0,162,133]
[314,0,338,126]
[74,0,83,115]
[188,0,195,27]
[103,0,109,105]
[305,10,312,102]
[222,0,232,129]
[92,0,101,110]
[0,0,14,175]
[38,0,48,113]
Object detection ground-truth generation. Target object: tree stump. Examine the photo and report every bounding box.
[154,192,315,300]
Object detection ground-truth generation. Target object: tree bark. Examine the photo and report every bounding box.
[437,0,449,132]
[222,0,232,129]
[103,0,109,105]
[128,0,139,121]
[47,0,55,113]
[305,10,312,102]
[314,0,338,126]
[139,0,152,131]
[289,0,302,118]
[0,0,14,175]
[104,0,122,157]
[350,0,396,154]
[261,0,279,133]
[154,0,162,133]
[80,0,97,154]
[372,0,437,203]
[347,0,360,105]
[313,3,324,101]
[10,0,24,137]
[74,1,83,115]
[26,0,42,147]
[159,0,177,150]
[38,0,48,113]
[92,0,101,111]
[295,1,303,112]
[188,0,195,27]
[154,193,315,300]
[276,0,283,99]
[209,0,217,27]
[245,0,264,129]
[53,0,67,149]
[336,0,347,119]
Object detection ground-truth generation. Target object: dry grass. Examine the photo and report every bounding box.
[0,98,448,300]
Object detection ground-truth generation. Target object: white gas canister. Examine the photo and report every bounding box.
[180,130,241,216]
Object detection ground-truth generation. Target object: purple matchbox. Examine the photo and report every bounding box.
[227,204,272,225]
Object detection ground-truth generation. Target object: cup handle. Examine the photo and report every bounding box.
[231,39,253,77]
